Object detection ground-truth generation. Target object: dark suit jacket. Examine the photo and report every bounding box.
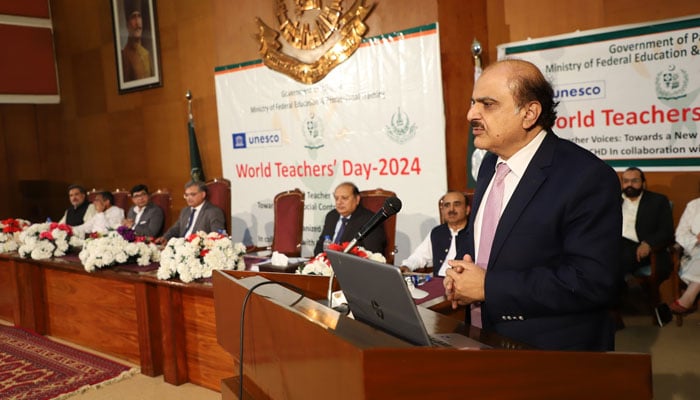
[430,223,468,277]
[163,201,226,240]
[621,190,674,277]
[458,132,621,351]
[314,205,386,256]
[127,203,165,237]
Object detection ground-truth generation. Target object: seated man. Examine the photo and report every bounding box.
[313,182,386,256]
[73,191,125,236]
[659,195,700,315]
[399,191,470,277]
[58,184,96,226]
[620,167,674,279]
[158,181,226,243]
[122,184,164,237]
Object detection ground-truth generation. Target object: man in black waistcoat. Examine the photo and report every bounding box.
[58,184,96,226]
[400,191,470,276]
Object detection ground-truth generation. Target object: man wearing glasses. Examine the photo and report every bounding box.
[399,191,470,277]
[157,181,225,244]
[122,184,164,237]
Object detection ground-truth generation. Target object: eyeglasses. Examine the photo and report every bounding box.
[622,178,642,184]
[132,192,148,198]
[183,191,202,198]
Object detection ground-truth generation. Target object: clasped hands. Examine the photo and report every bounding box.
[636,241,651,262]
[444,254,486,309]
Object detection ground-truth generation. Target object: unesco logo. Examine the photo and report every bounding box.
[232,133,246,149]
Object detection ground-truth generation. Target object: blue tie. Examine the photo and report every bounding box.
[184,207,196,235]
[334,217,349,244]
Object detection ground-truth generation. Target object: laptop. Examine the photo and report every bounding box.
[326,250,490,349]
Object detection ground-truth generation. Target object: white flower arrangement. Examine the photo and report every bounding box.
[297,242,386,276]
[157,231,247,283]
[18,222,82,260]
[0,218,30,253]
[79,231,161,272]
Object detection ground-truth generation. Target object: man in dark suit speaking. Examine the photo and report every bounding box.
[444,59,621,351]
[313,182,386,256]
[157,181,226,243]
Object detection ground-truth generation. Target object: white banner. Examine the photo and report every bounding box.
[214,24,446,260]
[497,15,700,171]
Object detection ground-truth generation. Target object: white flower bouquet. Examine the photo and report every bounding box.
[297,242,386,276]
[157,231,247,283]
[79,230,161,272]
[18,222,83,260]
[0,218,30,253]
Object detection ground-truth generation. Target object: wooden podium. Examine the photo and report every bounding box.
[213,270,652,399]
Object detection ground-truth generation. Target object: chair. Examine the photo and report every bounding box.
[632,245,675,317]
[248,189,305,257]
[150,189,172,233]
[205,178,231,235]
[111,188,130,212]
[668,243,696,326]
[359,188,397,264]
[87,188,100,203]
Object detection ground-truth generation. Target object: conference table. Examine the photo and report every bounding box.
[0,252,653,398]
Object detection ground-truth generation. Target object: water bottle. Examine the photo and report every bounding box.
[322,235,332,251]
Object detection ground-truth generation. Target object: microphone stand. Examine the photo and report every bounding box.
[326,238,359,308]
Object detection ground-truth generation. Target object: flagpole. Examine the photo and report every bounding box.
[186,89,205,182]
[469,38,486,186]
[186,89,193,122]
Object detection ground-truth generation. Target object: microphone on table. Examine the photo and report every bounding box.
[328,196,403,307]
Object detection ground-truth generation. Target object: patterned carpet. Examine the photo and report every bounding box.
[0,325,137,400]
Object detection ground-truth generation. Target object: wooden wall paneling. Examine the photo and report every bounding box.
[0,0,698,224]
[0,257,17,323]
[14,259,46,332]
[134,281,163,377]
[182,290,234,391]
[43,268,141,364]
[438,0,488,190]
[159,284,188,385]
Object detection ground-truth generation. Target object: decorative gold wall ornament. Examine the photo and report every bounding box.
[257,0,374,84]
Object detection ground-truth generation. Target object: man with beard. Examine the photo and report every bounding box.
[121,0,153,81]
[400,191,470,277]
[620,166,674,279]
[58,184,96,226]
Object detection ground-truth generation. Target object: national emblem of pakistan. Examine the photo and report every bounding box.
[256,0,374,84]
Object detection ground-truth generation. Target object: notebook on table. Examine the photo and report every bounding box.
[325,250,490,350]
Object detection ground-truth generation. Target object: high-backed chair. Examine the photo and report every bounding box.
[359,188,397,264]
[205,178,232,235]
[248,189,305,257]
[112,188,130,212]
[87,188,100,203]
[150,189,172,234]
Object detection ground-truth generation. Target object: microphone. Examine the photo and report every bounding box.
[343,196,402,253]
[329,196,402,308]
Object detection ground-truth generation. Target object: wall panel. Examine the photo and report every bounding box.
[0,0,698,226]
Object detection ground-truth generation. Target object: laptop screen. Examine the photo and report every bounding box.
[326,250,434,346]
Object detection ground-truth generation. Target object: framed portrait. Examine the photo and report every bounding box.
[110,0,162,93]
